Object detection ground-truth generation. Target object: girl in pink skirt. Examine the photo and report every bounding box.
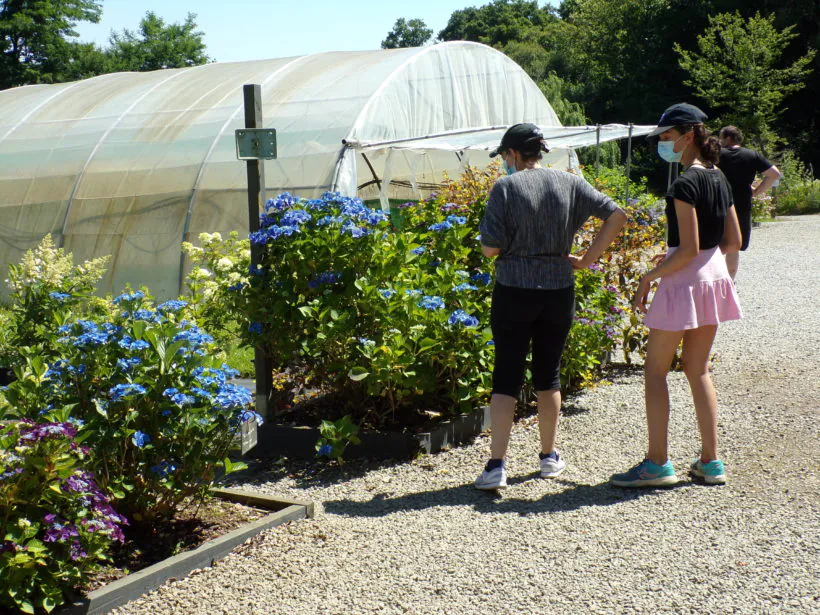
[612,103,742,488]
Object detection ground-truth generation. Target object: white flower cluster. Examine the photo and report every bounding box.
[5,234,108,293]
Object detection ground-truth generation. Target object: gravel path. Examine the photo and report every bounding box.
[114,216,819,615]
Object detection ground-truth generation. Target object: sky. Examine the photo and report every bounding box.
[74,0,557,63]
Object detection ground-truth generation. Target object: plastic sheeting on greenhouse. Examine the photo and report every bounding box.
[0,42,654,299]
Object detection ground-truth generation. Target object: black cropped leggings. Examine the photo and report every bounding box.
[490,282,575,397]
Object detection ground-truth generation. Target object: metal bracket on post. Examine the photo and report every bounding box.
[237,84,276,419]
[624,123,634,203]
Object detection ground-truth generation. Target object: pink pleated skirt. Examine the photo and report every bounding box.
[644,246,742,331]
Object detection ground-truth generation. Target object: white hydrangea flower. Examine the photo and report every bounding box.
[215,257,234,272]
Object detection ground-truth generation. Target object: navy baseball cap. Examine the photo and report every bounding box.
[489,123,550,157]
[647,103,708,137]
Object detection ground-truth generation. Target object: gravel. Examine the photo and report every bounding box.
[113,216,819,615]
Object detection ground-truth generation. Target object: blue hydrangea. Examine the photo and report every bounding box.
[191,386,213,400]
[228,282,247,292]
[363,210,389,225]
[417,295,445,311]
[133,309,161,323]
[116,357,142,372]
[486,340,495,346]
[249,224,301,245]
[109,383,147,401]
[150,461,177,477]
[340,222,370,238]
[221,364,240,379]
[379,289,396,299]
[471,272,493,286]
[428,221,453,232]
[193,366,228,387]
[248,265,265,277]
[280,208,312,226]
[248,322,263,334]
[156,300,188,313]
[317,444,333,457]
[308,271,342,289]
[62,321,113,348]
[410,247,426,255]
[448,309,480,328]
[213,383,253,411]
[239,410,265,426]
[131,431,150,448]
[49,291,71,302]
[172,328,214,348]
[264,192,299,213]
[118,336,150,352]
[113,291,145,304]
[316,215,343,227]
[358,338,376,347]
[446,215,467,225]
[404,289,422,297]
[170,393,196,406]
[453,283,478,292]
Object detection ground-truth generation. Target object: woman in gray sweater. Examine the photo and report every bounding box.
[475,123,627,490]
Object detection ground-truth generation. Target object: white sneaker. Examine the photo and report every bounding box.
[474,466,507,490]
[540,451,566,478]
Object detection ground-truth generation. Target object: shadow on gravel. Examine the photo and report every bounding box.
[219,456,410,490]
[323,479,695,518]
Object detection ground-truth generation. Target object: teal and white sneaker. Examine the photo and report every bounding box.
[611,459,679,488]
[689,459,726,485]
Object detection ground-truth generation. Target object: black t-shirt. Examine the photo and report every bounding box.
[665,166,733,250]
[718,146,773,212]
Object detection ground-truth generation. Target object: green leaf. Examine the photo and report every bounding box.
[418,337,438,351]
[347,367,370,382]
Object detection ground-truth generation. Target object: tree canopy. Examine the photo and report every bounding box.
[381,18,433,49]
[676,11,815,154]
[0,0,102,88]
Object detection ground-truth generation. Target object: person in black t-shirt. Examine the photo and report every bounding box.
[611,103,743,489]
[718,125,782,279]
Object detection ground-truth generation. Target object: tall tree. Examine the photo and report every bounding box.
[108,11,210,72]
[381,18,433,49]
[0,0,102,89]
[438,0,554,48]
[676,11,815,153]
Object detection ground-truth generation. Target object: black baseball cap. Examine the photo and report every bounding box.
[647,103,708,137]
[489,123,550,157]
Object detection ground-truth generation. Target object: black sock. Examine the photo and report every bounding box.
[539,451,558,460]
[485,458,504,472]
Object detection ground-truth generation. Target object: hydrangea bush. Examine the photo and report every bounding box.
[0,420,126,614]
[1,289,261,522]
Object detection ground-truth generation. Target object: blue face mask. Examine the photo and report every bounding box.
[657,135,686,163]
[504,161,517,175]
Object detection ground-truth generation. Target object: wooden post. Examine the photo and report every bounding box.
[243,84,274,418]
[595,124,601,178]
[624,123,634,203]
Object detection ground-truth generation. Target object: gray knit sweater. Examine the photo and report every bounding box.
[479,168,619,289]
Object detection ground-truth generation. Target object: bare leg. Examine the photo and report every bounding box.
[681,325,720,462]
[536,389,561,455]
[726,252,739,281]
[644,328,685,465]
[489,393,517,459]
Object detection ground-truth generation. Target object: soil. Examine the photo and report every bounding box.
[84,497,270,593]
[272,386,465,433]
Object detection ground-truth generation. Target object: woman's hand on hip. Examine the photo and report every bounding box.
[565,254,588,269]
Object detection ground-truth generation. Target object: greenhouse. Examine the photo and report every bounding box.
[0,41,652,298]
